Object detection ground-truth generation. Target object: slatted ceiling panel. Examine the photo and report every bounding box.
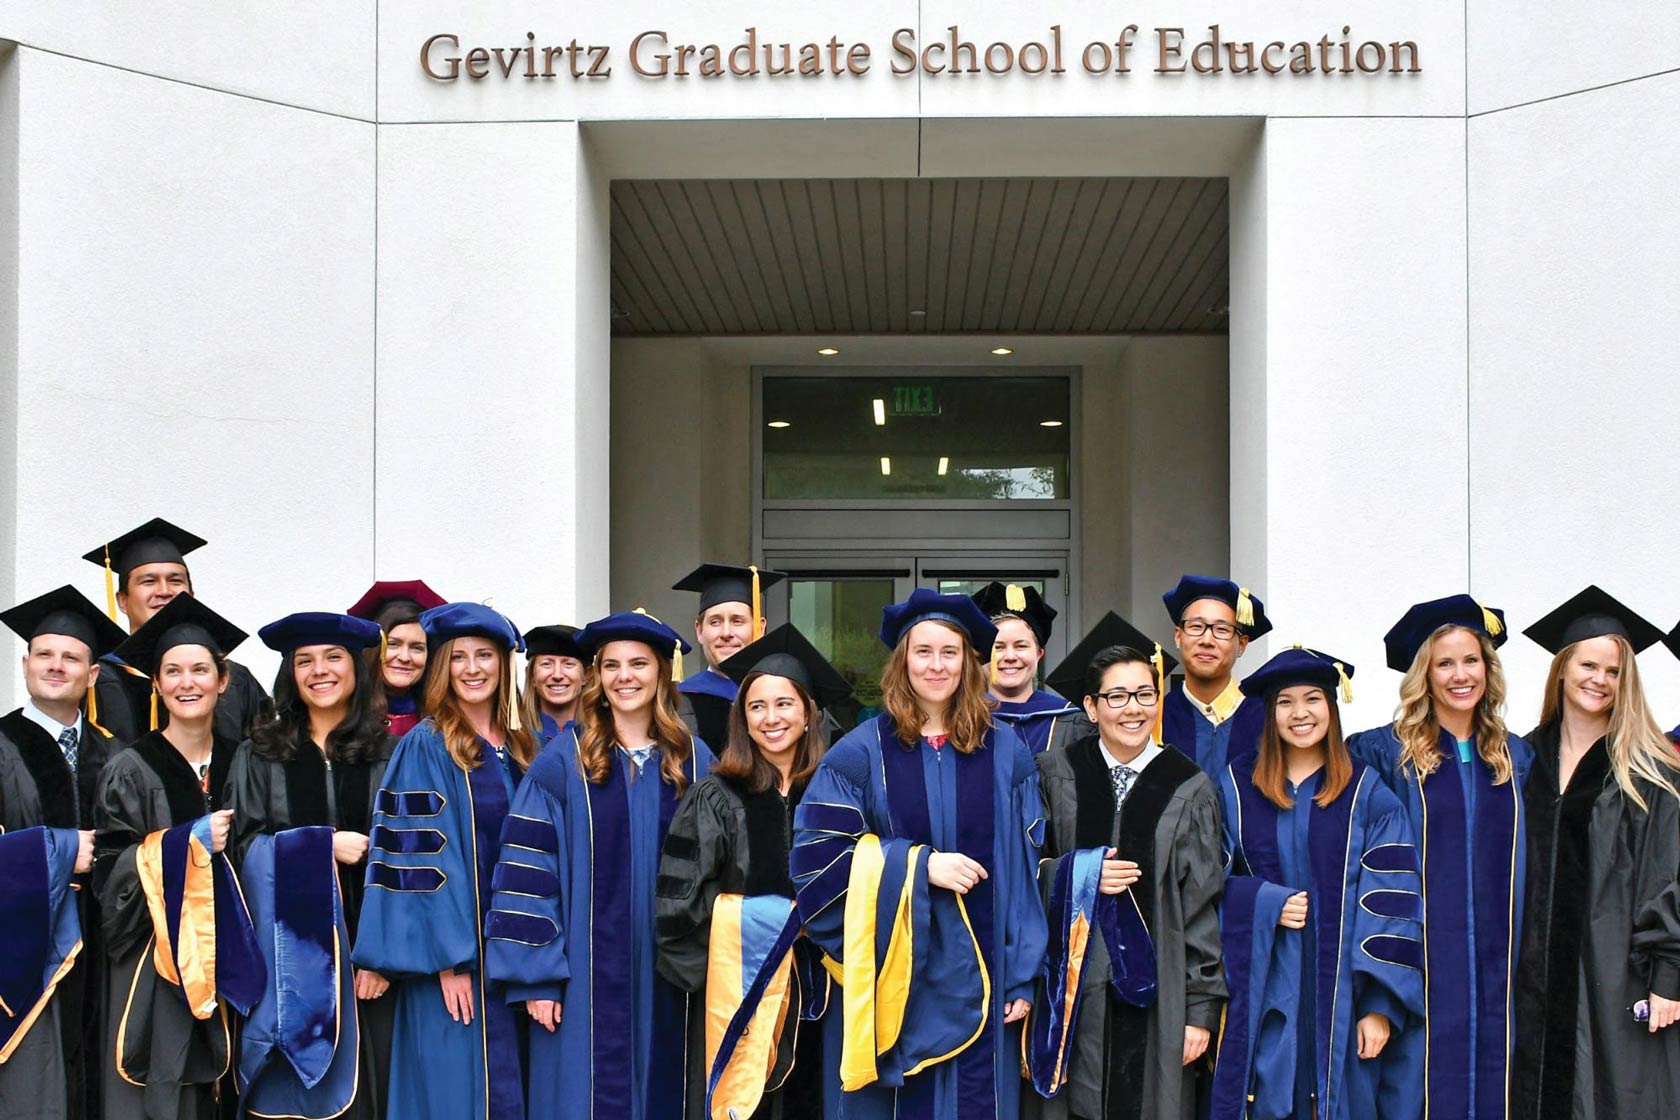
[609,176,1228,335]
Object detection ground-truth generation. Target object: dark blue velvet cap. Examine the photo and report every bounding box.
[1239,647,1355,700]
[1162,574,1272,639]
[419,602,523,653]
[1382,594,1508,672]
[574,610,690,660]
[878,589,998,652]
[258,611,385,655]
[971,581,1057,646]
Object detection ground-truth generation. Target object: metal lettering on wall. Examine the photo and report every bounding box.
[419,24,1422,83]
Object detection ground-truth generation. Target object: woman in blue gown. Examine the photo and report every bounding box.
[791,589,1048,1120]
[351,602,534,1120]
[485,610,714,1119]
[518,624,584,744]
[1211,648,1424,1120]
[1347,596,1532,1120]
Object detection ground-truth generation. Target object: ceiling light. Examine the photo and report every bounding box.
[991,347,1013,356]
[910,309,927,317]
[1040,419,1064,428]
[880,457,892,476]
[872,398,886,426]
[767,420,791,429]
[817,347,839,356]
[937,457,949,476]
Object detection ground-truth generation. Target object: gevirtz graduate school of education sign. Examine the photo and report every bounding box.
[419,24,1423,83]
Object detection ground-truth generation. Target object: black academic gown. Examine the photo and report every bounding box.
[92,730,239,1120]
[655,773,823,1120]
[0,710,115,1120]
[223,727,395,1120]
[1031,737,1227,1120]
[94,657,268,747]
[1513,722,1680,1120]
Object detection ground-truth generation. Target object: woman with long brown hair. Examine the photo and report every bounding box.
[1211,647,1423,1120]
[346,580,447,740]
[485,610,714,1120]
[1512,587,1680,1119]
[656,624,849,1120]
[1346,595,1532,1120]
[351,602,532,1120]
[789,589,1047,1120]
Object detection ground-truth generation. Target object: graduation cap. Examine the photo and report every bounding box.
[575,610,692,680]
[1044,611,1179,702]
[971,581,1057,646]
[718,623,854,711]
[1664,620,1680,664]
[1382,594,1508,672]
[2,584,129,659]
[419,602,525,730]
[1162,574,1272,639]
[1522,585,1664,655]
[258,612,385,655]
[346,580,448,626]
[1239,647,1355,703]
[112,596,248,730]
[878,589,998,653]
[672,563,788,639]
[82,518,207,622]
[525,624,585,661]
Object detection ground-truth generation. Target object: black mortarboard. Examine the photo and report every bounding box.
[1043,610,1180,701]
[1522,585,1664,655]
[672,563,789,616]
[1,585,128,659]
[971,581,1057,646]
[83,518,207,586]
[1382,594,1508,672]
[525,624,585,661]
[719,623,854,711]
[1664,620,1680,664]
[113,594,248,678]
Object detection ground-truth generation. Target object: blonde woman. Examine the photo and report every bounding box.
[1511,587,1680,1120]
[1346,595,1532,1120]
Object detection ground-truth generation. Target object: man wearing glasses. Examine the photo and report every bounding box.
[1158,574,1273,776]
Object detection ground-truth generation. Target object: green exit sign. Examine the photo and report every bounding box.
[890,384,941,417]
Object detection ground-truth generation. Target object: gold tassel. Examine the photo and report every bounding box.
[1480,604,1503,637]
[86,680,102,731]
[504,656,522,732]
[989,644,1000,687]
[149,686,160,731]
[1235,587,1255,629]
[102,545,119,622]
[1334,662,1354,704]
[1005,584,1027,612]
[378,630,388,669]
[1150,643,1166,745]
[750,565,764,639]
[672,640,684,682]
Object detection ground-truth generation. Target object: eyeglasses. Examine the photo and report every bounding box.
[1095,687,1160,709]
[1179,618,1238,641]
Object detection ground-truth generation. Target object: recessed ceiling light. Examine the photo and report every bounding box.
[817,347,839,356]
[991,347,1013,356]
[880,457,892,476]
[1040,419,1064,428]
[872,398,886,426]
[767,420,791,429]
[937,456,950,476]
[909,309,927,317]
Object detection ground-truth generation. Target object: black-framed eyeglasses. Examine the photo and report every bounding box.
[1095,687,1160,710]
[1179,619,1238,641]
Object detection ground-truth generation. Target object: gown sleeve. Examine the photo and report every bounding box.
[1350,781,1425,1029]
[483,755,571,1004]
[654,780,730,992]
[790,735,873,963]
[351,727,479,978]
[1344,727,1402,794]
[1174,777,1229,1031]
[222,740,274,867]
[1629,786,1680,999]
[92,757,157,960]
[1002,733,1050,1004]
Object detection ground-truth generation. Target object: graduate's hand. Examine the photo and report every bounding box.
[1002,999,1030,1025]
[927,852,988,895]
[527,999,562,1032]
[1648,992,1680,1033]
[1182,1025,1211,1066]
[1356,1012,1391,1059]
[1278,891,1309,929]
[354,970,389,1001]
[75,829,96,874]
[333,830,370,865]
[208,810,234,854]
[1099,850,1141,895]
[439,968,474,1025]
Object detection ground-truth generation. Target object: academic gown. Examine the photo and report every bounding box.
[790,717,1049,1120]
[1029,739,1227,1120]
[1347,725,1533,1120]
[678,669,737,760]
[94,656,269,747]
[655,772,826,1120]
[223,727,396,1119]
[1211,756,1425,1120]
[484,729,715,1120]
[92,730,242,1120]
[1511,723,1680,1120]
[0,709,114,1120]
[1158,688,1265,778]
[991,690,1095,756]
[350,720,523,1120]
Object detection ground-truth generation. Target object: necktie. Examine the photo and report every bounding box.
[58,726,78,774]
[1111,763,1135,804]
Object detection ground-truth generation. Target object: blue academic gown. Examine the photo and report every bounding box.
[484,728,714,1120]
[990,688,1084,755]
[678,667,738,705]
[1347,725,1532,1120]
[791,716,1048,1120]
[1212,756,1425,1120]
[1160,686,1266,777]
[352,720,524,1120]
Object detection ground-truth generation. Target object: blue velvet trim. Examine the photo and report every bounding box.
[0,827,51,1015]
[463,757,523,1120]
[367,862,445,892]
[1026,847,1097,1096]
[794,799,867,838]
[491,860,559,898]
[272,827,339,1088]
[705,898,802,1113]
[1360,888,1423,922]
[1361,842,1420,874]
[951,738,998,1120]
[373,789,444,817]
[370,825,447,856]
[1098,878,1158,1008]
[500,812,559,854]
[587,756,637,1115]
[1306,766,1360,1101]
[485,910,560,947]
[1363,934,1424,970]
